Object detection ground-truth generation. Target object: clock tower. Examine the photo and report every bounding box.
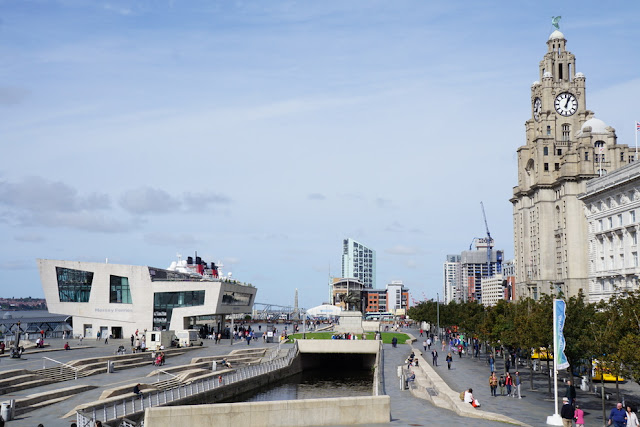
[511,29,635,301]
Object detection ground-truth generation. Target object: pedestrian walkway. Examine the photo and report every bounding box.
[359,342,507,427]
[409,327,640,427]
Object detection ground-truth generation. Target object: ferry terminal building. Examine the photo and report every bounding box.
[37,259,257,339]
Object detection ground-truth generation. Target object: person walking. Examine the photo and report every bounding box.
[513,371,522,399]
[488,353,495,373]
[431,350,438,366]
[626,405,639,427]
[609,402,627,427]
[446,352,453,370]
[498,375,506,396]
[561,397,575,427]
[423,340,427,352]
[574,404,585,427]
[489,372,498,397]
[505,372,513,396]
[565,380,577,406]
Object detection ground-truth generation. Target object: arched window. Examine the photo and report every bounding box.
[595,141,605,163]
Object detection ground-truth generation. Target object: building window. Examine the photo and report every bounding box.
[544,147,549,155]
[110,275,132,304]
[631,210,636,223]
[555,163,560,171]
[547,126,551,135]
[618,214,623,227]
[544,163,549,171]
[621,152,625,162]
[56,267,93,302]
[221,291,253,306]
[153,291,206,330]
[598,219,603,231]
[585,152,589,161]
[608,217,613,229]
[632,232,638,246]
[634,252,639,267]
[630,155,635,163]
[562,124,570,141]
[557,149,563,156]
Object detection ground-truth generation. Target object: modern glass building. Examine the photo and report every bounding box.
[341,238,376,289]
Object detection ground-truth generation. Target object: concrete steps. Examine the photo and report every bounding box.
[14,384,97,415]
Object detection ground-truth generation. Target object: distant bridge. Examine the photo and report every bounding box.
[252,302,306,321]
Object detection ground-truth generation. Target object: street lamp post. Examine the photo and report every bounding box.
[437,293,440,341]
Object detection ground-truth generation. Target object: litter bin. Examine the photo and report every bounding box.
[107,361,114,373]
[1,400,13,421]
[212,361,217,371]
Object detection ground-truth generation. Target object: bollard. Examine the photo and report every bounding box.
[1,400,13,421]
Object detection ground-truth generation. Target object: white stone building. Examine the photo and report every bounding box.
[580,161,640,302]
[511,29,635,301]
[37,258,257,339]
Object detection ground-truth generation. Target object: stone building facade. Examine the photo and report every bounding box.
[511,29,635,300]
[580,162,640,303]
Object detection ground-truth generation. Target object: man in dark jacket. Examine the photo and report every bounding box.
[565,380,577,405]
[560,397,575,427]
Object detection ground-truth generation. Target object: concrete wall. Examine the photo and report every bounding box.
[297,339,379,354]
[144,396,390,427]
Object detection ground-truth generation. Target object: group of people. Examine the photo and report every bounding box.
[488,372,518,397]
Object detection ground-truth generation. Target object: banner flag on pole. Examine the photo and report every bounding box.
[555,299,570,370]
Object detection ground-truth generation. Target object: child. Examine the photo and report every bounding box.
[574,404,584,427]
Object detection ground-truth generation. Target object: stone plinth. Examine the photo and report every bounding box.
[334,311,364,334]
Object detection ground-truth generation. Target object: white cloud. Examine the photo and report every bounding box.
[119,187,181,215]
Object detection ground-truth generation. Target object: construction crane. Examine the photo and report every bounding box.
[480,201,493,277]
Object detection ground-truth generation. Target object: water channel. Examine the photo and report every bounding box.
[221,368,374,403]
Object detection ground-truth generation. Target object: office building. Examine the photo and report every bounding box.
[511,28,635,300]
[443,254,461,303]
[342,238,376,289]
[580,161,640,302]
[461,238,503,303]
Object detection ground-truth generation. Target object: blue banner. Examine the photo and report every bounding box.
[555,299,570,370]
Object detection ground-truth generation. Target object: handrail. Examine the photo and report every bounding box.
[77,342,299,427]
[42,356,80,380]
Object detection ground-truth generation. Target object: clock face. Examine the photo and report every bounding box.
[533,98,542,121]
[554,92,578,116]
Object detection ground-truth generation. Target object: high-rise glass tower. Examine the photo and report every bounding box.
[342,238,376,289]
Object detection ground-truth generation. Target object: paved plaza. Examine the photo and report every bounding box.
[1,325,638,426]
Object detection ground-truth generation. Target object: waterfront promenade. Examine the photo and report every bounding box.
[2,326,638,426]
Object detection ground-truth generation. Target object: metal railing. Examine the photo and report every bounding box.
[42,356,81,380]
[76,344,299,427]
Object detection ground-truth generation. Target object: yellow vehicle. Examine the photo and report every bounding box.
[592,359,623,382]
[531,347,553,360]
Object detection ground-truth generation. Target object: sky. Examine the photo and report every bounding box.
[1,1,640,309]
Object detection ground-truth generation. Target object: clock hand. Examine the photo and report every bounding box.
[564,97,570,108]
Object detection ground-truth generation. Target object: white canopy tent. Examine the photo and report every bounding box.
[306,304,342,318]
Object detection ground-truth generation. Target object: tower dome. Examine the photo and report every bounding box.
[581,118,608,134]
[549,30,565,40]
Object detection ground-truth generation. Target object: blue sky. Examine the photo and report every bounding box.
[1,1,639,309]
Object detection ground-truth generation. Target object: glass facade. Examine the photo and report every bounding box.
[110,275,132,304]
[56,267,93,302]
[221,290,253,306]
[153,291,205,330]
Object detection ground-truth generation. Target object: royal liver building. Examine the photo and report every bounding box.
[511,27,635,300]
